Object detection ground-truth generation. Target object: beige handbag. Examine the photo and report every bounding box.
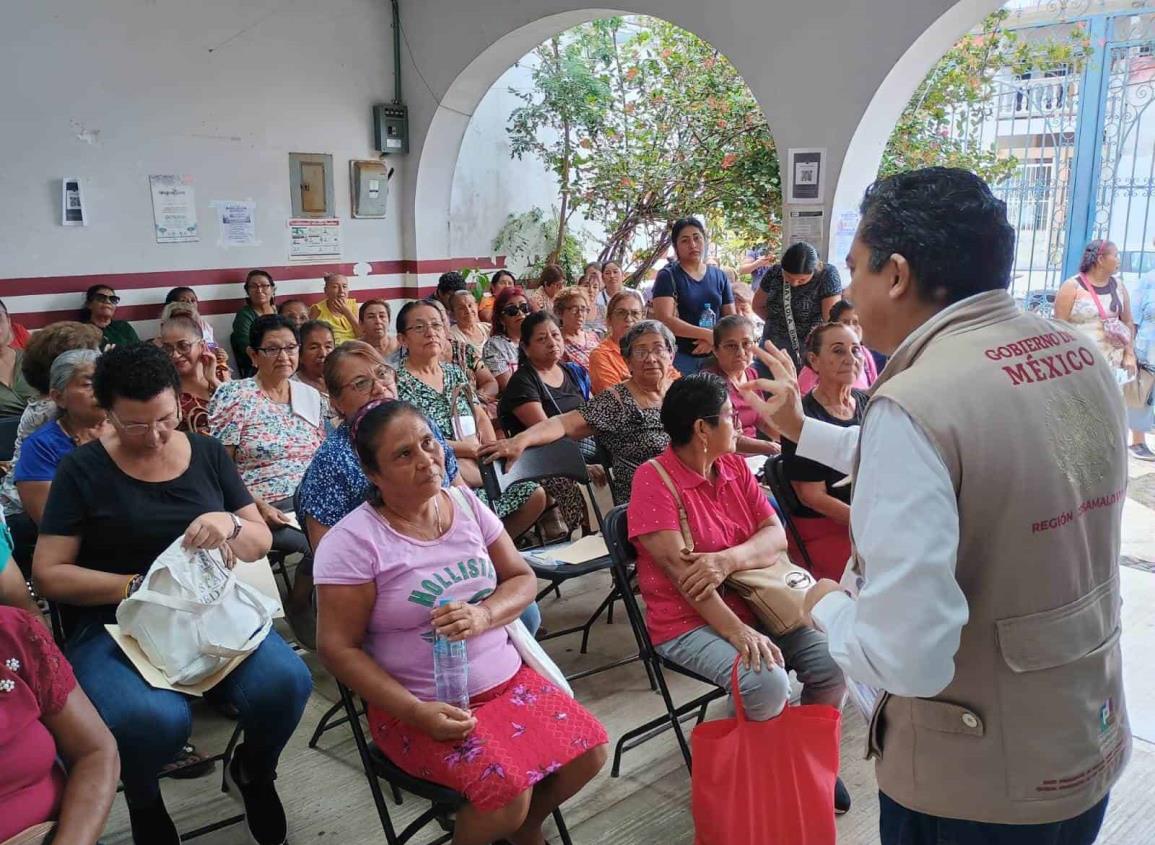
[1123,363,1155,410]
[646,459,815,636]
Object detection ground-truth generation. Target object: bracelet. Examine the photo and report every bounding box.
[124,574,143,600]
[227,512,243,541]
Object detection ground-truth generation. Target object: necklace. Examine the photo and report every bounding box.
[380,493,443,540]
[56,417,81,446]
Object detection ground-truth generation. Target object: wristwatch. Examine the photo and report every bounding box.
[227,512,243,541]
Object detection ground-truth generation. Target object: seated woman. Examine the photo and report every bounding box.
[15,350,105,526]
[230,270,277,377]
[483,286,534,392]
[797,300,877,393]
[33,343,312,845]
[293,319,340,429]
[588,290,644,394]
[0,323,103,575]
[162,287,216,346]
[429,299,499,411]
[555,288,600,370]
[627,373,849,811]
[478,269,516,324]
[0,605,118,845]
[396,302,546,541]
[80,285,139,351]
[158,314,227,436]
[497,311,592,535]
[209,315,326,637]
[0,300,38,418]
[703,315,781,457]
[315,401,607,845]
[358,299,400,361]
[298,343,542,639]
[780,322,867,582]
[276,299,310,330]
[448,291,490,361]
[482,320,676,507]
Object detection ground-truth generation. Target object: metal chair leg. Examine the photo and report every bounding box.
[552,807,573,845]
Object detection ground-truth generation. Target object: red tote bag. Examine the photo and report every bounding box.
[691,659,842,845]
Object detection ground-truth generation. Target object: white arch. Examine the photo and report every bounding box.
[829,0,1006,258]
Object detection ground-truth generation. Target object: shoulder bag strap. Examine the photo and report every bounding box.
[645,458,694,552]
[781,277,802,359]
[1079,273,1114,320]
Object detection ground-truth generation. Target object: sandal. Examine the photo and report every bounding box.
[160,743,215,780]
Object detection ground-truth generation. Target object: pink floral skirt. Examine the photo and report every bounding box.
[368,665,608,811]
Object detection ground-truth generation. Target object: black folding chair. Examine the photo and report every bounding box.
[0,414,21,463]
[334,681,574,845]
[481,439,636,682]
[602,506,727,777]
[762,454,816,571]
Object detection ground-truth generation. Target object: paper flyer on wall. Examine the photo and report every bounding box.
[212,200,258,247]
[785,208,824,250]
[149,175,199,243]
[288,217,341,259]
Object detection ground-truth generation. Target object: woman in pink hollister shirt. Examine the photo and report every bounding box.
[314,399,607,844]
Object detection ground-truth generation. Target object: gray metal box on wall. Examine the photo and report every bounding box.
[350,160,390,218]
[374,104,409,154]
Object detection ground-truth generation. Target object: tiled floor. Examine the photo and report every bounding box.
[97,454,1155,844]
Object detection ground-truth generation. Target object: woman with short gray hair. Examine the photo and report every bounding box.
[13,349,104,525]
[481,318,680,504]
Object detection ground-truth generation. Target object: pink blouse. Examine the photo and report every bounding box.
[0,608,76,841]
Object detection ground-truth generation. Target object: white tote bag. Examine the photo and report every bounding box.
[117,537,278,686]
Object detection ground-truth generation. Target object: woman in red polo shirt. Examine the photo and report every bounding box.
[627,372,850,811]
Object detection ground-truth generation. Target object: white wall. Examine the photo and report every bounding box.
[0,0,412,332]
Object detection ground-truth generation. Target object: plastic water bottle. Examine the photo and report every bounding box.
[433,598,470,710]
[698,303,717,330]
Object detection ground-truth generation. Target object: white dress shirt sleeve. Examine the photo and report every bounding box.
[809,398,969,699]
[795,417,859,475]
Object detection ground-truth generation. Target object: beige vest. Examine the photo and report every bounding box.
[853,290,1130,824]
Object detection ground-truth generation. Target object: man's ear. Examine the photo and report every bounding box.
[886,254,913,302]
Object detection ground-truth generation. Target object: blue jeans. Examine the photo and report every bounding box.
[67,621,312,805]
[656,622,845,720]
[520,601,542,636]
[674,350,710,376]
[879,792,1110,845]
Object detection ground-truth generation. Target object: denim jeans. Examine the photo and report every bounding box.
[656,622,845,721]
[520,600,542,636]
[67,621,312,805]
[879,792,1110,845]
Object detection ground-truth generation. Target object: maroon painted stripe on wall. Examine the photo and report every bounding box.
[16,284,442,330]
[0,256,506,298]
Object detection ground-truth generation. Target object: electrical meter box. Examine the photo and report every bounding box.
[374,103,409,154]
[350,160,390,218]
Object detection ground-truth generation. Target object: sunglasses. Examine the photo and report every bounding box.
[91,293,121,305]
[501,303,531,317]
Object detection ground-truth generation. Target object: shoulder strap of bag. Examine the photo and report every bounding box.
[645,458,694,552]
[781,277,802,359]
[447,486,475,531]
[1079,273,1114,320]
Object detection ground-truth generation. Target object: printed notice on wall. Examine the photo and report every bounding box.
[786,148,825,204]
[785,208,825,251]
[833,210,860,270]
[212,200,258,247]
[288,217,342,259]
[149,175,199,243]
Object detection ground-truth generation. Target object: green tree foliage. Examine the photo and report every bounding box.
[881,10,1091,183]
[508,17,779,280]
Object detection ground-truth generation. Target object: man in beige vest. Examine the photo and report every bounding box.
[746,167,1129,844]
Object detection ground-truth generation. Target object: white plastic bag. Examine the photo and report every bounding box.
[117,537,278,686]
[507,618,573,698]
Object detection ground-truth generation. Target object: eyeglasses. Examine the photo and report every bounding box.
[629,344,670,361]
[704,409,742,428]
[719,339,756,354]
[248,283,273,292]
[341,366,394,395]
[161,340,199,356]
[612,308,644,321]
[403,321,445,336]
[91,293,121,305]
[109,408,182,436]
[566,305,590,314]
[501,303,532,318]
[255,344,299,358]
